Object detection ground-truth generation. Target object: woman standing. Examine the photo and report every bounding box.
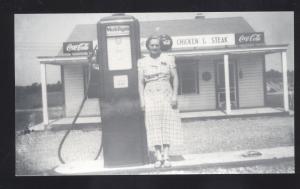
[138,35,183,168]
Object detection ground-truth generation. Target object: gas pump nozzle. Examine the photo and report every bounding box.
[57,45,103,164]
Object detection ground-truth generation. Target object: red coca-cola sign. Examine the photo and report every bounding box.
[235,32,264,45]
[63,41,93,54]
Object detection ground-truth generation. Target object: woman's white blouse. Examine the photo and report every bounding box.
[138,54,176,83]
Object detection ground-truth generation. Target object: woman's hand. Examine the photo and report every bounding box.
[171,96,178,109]
[140,100,145,111]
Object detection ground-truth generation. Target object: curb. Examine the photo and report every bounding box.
[53,146,294,175]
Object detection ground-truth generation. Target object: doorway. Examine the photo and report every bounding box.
[215,61,239,110]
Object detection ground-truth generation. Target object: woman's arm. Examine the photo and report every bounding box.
[170,56,179,108]
[138,64,145,111]
[170,67,179,100]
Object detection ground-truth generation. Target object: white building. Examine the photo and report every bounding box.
[38,15,289,127]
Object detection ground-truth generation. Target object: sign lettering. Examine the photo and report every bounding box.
[235,32,264,45]
[106,25,130,37]
[140,34,235,51]
[63,41,93,54]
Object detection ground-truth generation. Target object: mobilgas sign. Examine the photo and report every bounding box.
[106,25,130,37]
[63,41,93,54]
[235,32,264,45]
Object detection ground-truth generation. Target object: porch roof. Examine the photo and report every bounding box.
[154,44,289,58]
[38,44,288,65]
[37,55,96,66]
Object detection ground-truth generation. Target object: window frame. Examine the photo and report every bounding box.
[177,60,199,95]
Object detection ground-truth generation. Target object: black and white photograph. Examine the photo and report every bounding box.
[14,12,294,175]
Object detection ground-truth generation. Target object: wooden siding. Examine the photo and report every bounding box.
[178,60,216,111]
[63,65,100,117]
[238,55,264,108]
[61,55,264,114]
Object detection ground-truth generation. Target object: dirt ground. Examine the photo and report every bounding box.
[15,115,294,175]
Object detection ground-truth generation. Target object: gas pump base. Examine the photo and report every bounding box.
[54,160,104,175]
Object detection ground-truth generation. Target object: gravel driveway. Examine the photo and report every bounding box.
[15,115,294,175]
[140,159,294,174]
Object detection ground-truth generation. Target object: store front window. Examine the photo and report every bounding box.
[177,60,199,95]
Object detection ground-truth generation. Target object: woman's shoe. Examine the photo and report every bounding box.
[154,160,163,168]
[162,159,172,168]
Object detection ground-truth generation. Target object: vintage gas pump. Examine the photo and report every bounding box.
[96,14,148,167]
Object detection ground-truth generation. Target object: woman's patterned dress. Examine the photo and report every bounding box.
[138,54,183,153]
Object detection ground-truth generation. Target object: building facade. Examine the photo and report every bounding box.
[38,15,289,126]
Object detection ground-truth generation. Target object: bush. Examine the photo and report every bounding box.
[15,82,64,109]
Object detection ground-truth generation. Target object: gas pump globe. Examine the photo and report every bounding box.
[97,14,148,167]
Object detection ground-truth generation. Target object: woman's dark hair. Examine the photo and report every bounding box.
[145,35,161,51]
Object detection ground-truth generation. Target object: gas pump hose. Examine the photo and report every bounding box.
[58,51,103,164]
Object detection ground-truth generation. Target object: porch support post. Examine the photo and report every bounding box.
[224,54,231,114]
[40,63,49,127]
[281,51,289,112]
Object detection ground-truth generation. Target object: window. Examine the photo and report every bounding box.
[177,61,199,95]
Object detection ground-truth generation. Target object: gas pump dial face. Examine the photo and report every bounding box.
[115,37,122,45]
[107,36,132,71]
[106,24,133,71]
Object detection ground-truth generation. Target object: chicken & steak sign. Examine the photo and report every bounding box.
[174,34,235,48]
[140,32,264,51]
[141,33,235,51]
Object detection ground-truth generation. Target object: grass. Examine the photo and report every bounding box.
[15,91,65,131]
[266,93,283,107]
[266,92,294,109]
[15,107,64,131]
[15,91,64,109]
[15,115,294,175]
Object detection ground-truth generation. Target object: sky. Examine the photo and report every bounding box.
[15,12,294,86]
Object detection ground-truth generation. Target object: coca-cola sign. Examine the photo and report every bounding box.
[63,41,93,54]
[235,32,264,45]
